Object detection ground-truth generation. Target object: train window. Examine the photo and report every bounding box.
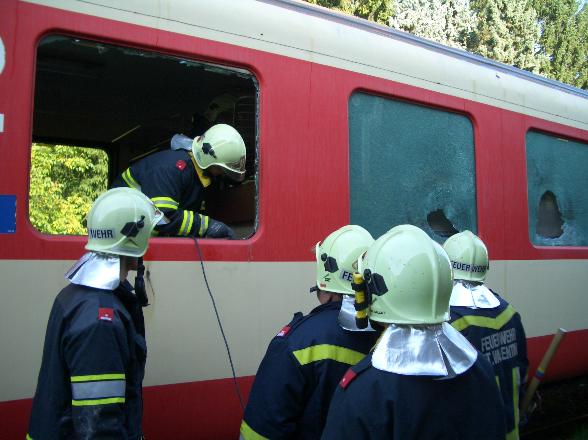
[348,93,477,242]
[31,35,258,238]
[526,131,588,246]
[29,143,108,234]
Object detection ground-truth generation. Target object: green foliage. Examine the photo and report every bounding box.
[390,0,476,49]
[29,144,108,235]
[305,0,394,24]
[469,0,546,72]
[531,0,588,88]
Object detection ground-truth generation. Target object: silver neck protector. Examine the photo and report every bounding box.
[372,322,477,377]
[65,252,121,290]
[338,295,376,332]
[449,280,500,309]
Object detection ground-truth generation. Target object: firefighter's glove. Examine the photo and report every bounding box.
[205,218,235,239]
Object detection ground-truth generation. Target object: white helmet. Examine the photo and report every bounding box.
[85,188,163,257]
[443,230,489,282]
[315,225,374,295]
[192,124,246,177]
[359,224,453,325]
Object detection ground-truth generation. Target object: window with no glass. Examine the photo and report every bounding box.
[30,35,258,238]
[349,93,477,242]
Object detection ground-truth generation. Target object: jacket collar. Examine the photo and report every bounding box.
[188,151,212,188]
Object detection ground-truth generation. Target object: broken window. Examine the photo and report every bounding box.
[526,131,588,246]
[349,93,477,242]
[30,35,258,238]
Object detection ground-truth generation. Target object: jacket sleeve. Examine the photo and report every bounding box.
[139,167,209,237]
[63,312,131,439]
[240,337,308,439]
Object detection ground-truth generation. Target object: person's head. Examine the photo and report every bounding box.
[314,225,375,303]
[192,123,246,182]
[443,230,489,282]
[85,187,163,260]
[359,224,453,326]
[203,93,237,125]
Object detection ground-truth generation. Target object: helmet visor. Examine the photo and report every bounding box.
[224,155,246,174]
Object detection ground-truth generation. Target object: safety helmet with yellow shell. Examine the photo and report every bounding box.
[192,123,246,179]
[315,225,374,295]
[443,230,489,282]
[85,187,163,257]
[358,224,453,325]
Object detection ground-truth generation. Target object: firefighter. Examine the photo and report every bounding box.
[27,188,163,439]
[321,225,506,440]
[240,225,380,440]
[112,123,246,239]
[444,230,529,440]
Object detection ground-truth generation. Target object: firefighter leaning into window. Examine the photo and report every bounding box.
[27,188,163,439]
[444,231,529,440]
[112,123,246,239]
[240,225,380,440]
[321,225,506,440]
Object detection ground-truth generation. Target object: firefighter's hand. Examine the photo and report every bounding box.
[205,218,236,239]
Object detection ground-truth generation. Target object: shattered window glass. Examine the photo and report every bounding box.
[349,93,477,242]
[526,131,588,246]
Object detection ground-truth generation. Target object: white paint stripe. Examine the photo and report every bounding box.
[0,114,4,133]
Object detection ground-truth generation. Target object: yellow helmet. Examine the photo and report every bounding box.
[85,188,163,257]
[315,225,374,295]
[192,124,246,177]
[443,230,489,282]
[359,225,453,324]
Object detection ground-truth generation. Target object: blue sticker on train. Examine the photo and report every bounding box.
[0,195,16,233]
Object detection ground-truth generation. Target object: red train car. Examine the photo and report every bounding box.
[0,0,587,438]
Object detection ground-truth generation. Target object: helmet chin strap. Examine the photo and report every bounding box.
[134,257,149,307]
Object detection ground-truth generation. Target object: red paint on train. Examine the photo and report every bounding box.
[0,1,586,263]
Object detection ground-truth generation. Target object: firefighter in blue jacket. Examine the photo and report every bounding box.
[240,225,380,439]
[27,188,163,439]
[112,123,246,239]
[322,225,506,440]
[444,230,529,440]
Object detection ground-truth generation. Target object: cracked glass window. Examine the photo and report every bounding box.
[349,93,477,242]
[526,131,588,246]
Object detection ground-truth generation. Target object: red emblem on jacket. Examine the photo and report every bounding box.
[176,160,187,171]
[339,368,357,389]
[276,325,291,337]
[98,307,114,322]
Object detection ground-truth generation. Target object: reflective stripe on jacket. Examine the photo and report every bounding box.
[450,292,529,440]
[241,301,379,440]
[112,149,210,237]
[27,282,146,439]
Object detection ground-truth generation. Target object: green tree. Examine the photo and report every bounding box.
[29,144,108,235]
[390,0,476,49]
[305,0,395,24]
[530,0,588,88]
[468,0,547,72]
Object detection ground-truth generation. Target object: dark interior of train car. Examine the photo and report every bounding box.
[31,35,258,238]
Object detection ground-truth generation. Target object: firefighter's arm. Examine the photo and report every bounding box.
[240,338,307,439]
[63,311,130,438]
[141,169,234,238]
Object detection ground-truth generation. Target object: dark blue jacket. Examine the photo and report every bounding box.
[240,301,379,440]
[450,292,528,440]
[27,282,146,439]
[321,353,506,440]
[112,149,208,237]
